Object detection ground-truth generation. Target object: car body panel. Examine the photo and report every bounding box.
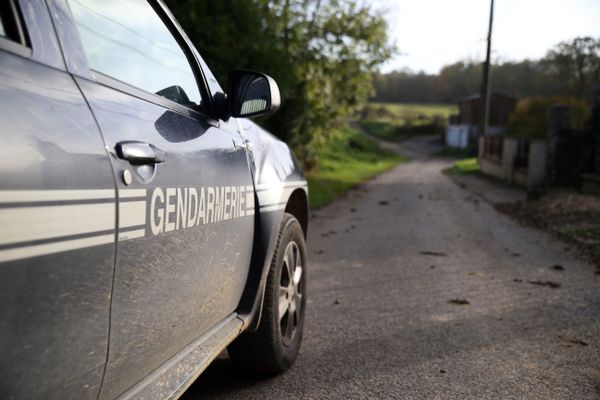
[234,119,309,328]
[0,2,116,398]
[51,2,256,398]
[73,75,256,400]
[196,61,309,331]
[0,0,309,399]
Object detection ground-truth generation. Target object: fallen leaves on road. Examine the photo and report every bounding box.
[496,191,600,270]
[527,280,561,289]
[448,299,470,305]
[344,225,357,233]
[558,336,588,346]
[321,230,338,238]
[420,251,448,257]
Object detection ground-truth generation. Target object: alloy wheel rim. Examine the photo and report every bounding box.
[278,241,303,347]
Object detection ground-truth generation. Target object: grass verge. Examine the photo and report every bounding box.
[307,126,409,209]
[450,158,480,175]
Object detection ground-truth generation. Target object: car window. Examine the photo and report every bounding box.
[68,0,202,109]
[0,0,27,45]
[194,49,223,97]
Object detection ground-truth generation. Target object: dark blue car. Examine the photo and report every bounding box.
[0,1,309,398]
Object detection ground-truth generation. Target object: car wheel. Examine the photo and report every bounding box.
[228,213,307,374]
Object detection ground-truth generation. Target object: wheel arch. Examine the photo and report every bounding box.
[236,185,308,332]
[284,188,308,239]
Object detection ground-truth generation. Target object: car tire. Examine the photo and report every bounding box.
[228,213,307,374]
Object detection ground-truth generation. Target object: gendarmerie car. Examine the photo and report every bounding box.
[0,1,309,399]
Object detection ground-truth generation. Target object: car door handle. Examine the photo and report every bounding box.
[232,138,253,152]
[115,141,165,165]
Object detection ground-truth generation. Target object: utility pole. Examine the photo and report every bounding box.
[480,0,494,137]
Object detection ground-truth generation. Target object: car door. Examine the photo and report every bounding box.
[0,1,116,399]
[57,0,256,397]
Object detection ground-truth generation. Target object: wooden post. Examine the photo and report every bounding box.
[480,0,494,137]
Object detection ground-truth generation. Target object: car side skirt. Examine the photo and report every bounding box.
[115,313,242,400]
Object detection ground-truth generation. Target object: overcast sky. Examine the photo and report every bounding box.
[370,0,600,74]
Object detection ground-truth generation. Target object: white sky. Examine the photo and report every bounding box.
[369,0,600,74]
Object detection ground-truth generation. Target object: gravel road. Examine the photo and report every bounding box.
[183,136,600,399]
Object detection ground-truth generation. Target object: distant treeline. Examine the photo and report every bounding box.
[373,37,600,104]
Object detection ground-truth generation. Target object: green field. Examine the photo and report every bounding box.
[307,126,408,208]
[359,102,457,142]
[368,102,457,119]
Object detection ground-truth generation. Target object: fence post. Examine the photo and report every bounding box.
[502,138,517,183]
[547,105,571,185]
[478,136,484,160]
[592,102,600,175]
[529,141,547,187]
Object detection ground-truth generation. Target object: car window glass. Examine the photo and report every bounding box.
[194,49,223,97]
[0,0,27,45]
[68,0,202,109]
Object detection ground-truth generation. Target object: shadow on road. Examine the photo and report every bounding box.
[180,355,276,399]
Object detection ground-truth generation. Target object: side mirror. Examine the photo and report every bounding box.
[227,69,281,118]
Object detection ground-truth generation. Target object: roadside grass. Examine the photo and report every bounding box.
[307,126,409,209]
[564,226,600,243]
[451,158,480,175]
[358,102,456,142]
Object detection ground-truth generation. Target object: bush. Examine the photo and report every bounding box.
[506,96,590,139]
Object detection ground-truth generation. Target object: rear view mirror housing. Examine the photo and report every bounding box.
[227,69,281,118]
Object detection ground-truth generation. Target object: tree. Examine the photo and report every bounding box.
[544,37,600,97]
[165,0,394,168]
